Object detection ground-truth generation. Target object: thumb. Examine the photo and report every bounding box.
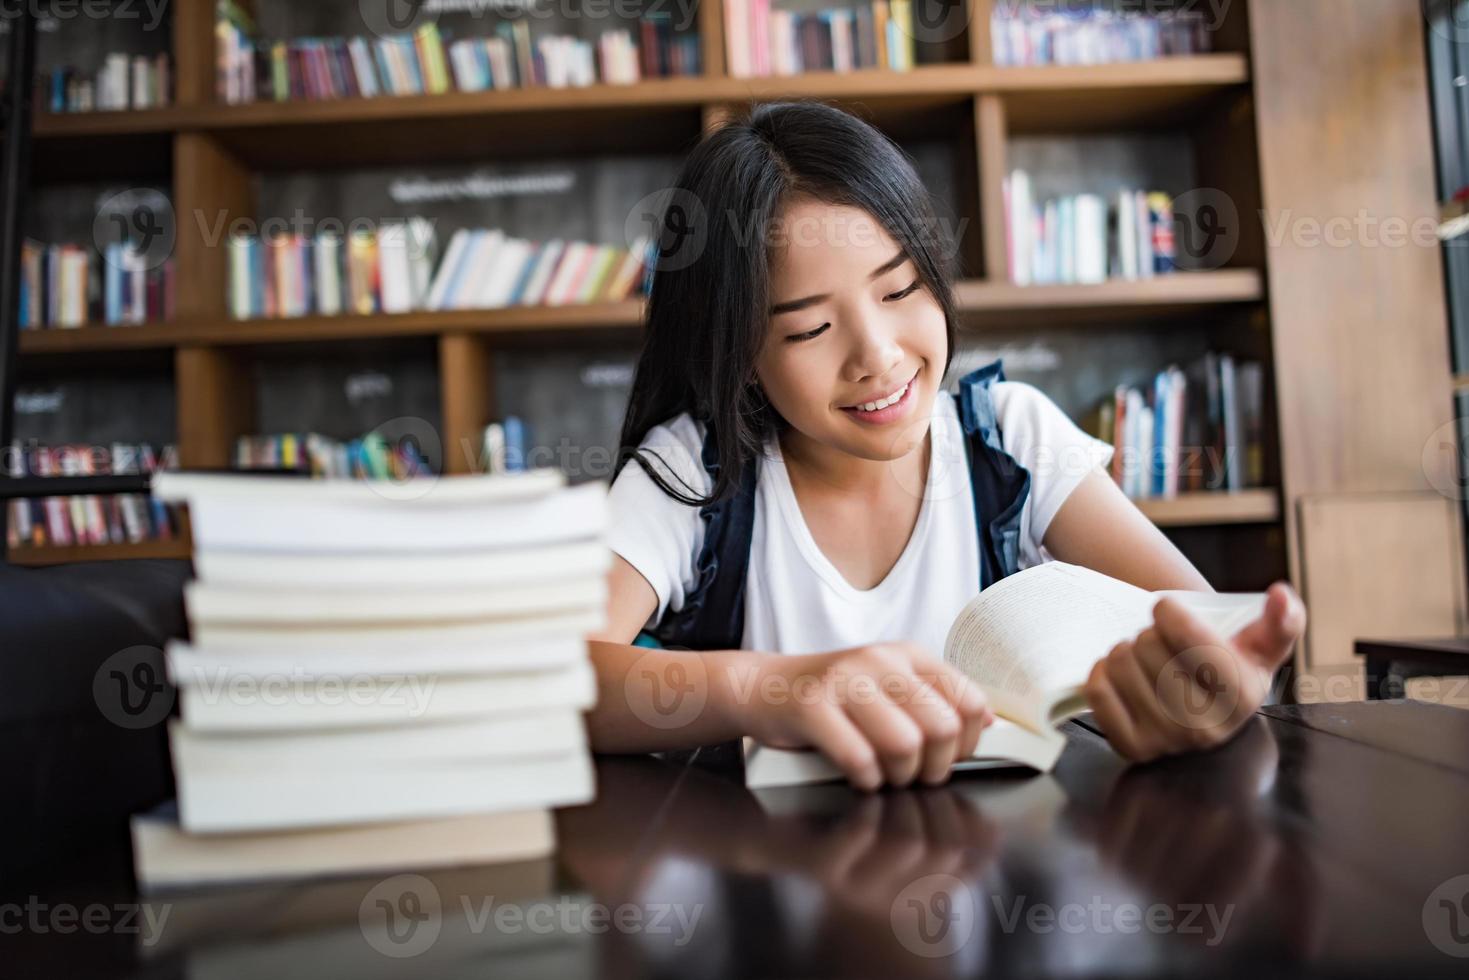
[1232,582,1306,669]
[1152,595,1227,657]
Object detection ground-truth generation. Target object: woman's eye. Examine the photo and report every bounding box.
[886,280,921,301]
[786,323,830,343]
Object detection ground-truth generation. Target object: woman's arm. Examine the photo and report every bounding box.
[586,554,994,789]
[1040,468,1213,592]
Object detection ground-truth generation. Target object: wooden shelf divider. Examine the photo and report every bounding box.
[6,539,192,567]
[1135,489,1281,527]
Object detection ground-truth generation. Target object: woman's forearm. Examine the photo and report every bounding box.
[585,640,761,753]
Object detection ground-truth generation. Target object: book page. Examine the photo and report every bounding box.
[943,563,1157,732]
[944,563,1268,733]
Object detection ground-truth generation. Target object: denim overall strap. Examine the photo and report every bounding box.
[955,360,1032,591]
[642,422,758,653]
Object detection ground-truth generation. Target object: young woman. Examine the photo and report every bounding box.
[588,101,1305,790]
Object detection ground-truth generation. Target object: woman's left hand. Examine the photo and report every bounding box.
[1083,582,1307,763]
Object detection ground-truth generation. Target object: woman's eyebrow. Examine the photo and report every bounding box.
[769,249,909,315]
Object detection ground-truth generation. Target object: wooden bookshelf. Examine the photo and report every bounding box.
[12,0,1291,584]
[1135,489,1281,528]
[6,539,192,567]
[17,272,1261,354]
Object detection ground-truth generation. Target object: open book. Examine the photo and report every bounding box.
[744,562,1267,789]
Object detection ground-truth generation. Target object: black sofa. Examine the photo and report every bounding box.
[0,558,192,881]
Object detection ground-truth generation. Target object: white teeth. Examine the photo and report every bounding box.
[853,380,910,413]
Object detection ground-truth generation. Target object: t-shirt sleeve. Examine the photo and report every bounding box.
[605,415,710,632]
[991,381,1115,565]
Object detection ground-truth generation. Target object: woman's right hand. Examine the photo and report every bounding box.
[730,643,994,791]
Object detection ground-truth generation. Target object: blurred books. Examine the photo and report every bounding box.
[137,468,608,890]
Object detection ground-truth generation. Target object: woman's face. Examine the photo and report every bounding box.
[755,198,948,463]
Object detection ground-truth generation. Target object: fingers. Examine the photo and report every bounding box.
[1084,652,1152,762]
[1232,582,1307,669]
[801,702,882,791]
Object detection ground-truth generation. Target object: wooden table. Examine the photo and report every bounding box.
[1355,636,1469,699]
[8,702,1469,978]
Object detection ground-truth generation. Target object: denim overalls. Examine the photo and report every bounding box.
[635,358,1033,653]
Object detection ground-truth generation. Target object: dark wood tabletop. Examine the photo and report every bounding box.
[8,701,1469,979]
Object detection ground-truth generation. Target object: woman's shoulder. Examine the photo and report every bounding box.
[616,411,711,498]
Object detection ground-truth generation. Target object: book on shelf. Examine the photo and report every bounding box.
[745,561,1266,788]
[1004,171,1177,285]
[479,416,528,474]
[235,430,432,479]
[19,239,175,328]
[1087,352,1266,501]
[992,4,1213,67]
[215,3,697,104]
[725,0,915,77]
[41,52,170,113]
[226,222,650,319]
[5,441,179,551]
[137,466,608,888]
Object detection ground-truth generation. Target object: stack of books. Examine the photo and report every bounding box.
[226,223,650,320]
[20,240,176,328]
[42,52,171,112]
[992,4,1212,66]
[724,0,916,76]
[5,442,179,550]
[1088,353,1265,501]
[1004,171,1176,285]
[216,3,697,104]
[135,469,610,889]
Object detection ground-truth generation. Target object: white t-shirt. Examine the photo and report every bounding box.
[607,382,1113,658]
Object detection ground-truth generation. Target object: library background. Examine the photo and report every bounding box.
[0,0,1463,702]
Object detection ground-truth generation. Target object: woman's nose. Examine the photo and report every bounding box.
[843,312,904,383]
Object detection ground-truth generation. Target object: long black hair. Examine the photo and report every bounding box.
[614,100,962,507]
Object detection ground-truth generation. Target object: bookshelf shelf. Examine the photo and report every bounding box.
[6,539,192,567]
[17,273,1262,354]
[956,270,1264,327]
[1135,489,1280,527]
